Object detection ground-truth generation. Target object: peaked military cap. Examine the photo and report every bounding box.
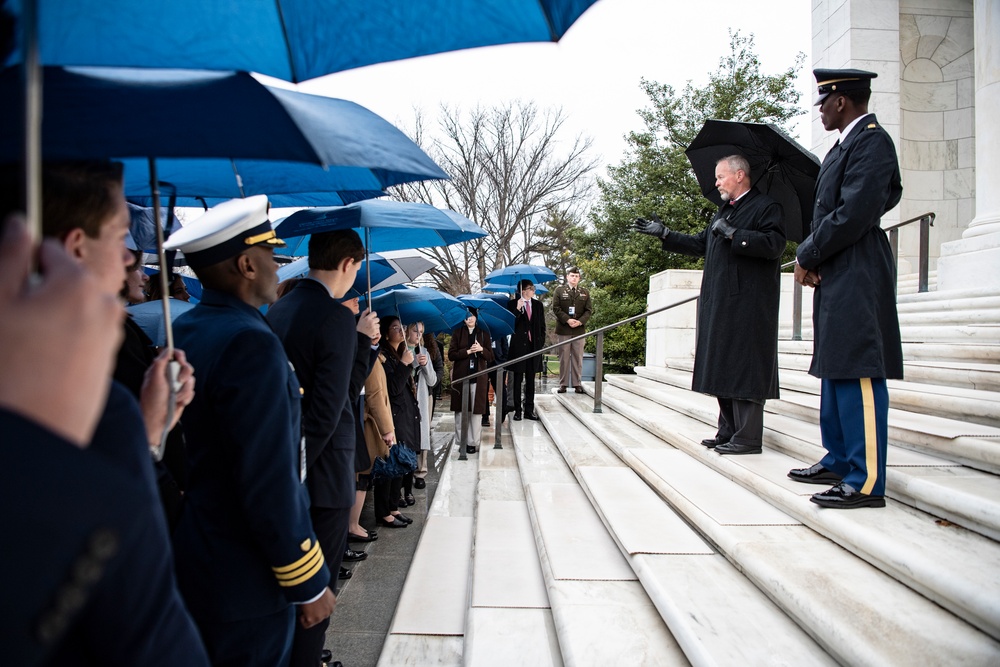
[813,68,877,105]
[164,195,285,269]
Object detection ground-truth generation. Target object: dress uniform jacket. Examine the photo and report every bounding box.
[267,279,358,510]
[796,114,903,380]
[506,297,546,374]
[448,325,495,414]
[660,187,786,401]
[0,394,209,667]
[172,289,329,623]
[552,284,593,336]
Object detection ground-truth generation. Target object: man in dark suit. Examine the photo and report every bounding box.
[789,68,903,509]
[266,230,372,667]
[506,279,546,420]
[635,154,786,455]
[166,197,335,666]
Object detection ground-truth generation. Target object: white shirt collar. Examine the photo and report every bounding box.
[839,113,872,141]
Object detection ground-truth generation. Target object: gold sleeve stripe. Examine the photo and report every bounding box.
[273,542,321,575]
[276,550,326,588]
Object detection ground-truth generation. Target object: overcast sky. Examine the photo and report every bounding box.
[273,0,814,179]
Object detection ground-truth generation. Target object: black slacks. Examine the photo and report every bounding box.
[715,397,765,446]
[512,371,536,415]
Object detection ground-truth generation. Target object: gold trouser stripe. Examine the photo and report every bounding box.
[859,378,878,495]
[274,542,321,575]
[276,549,326,588]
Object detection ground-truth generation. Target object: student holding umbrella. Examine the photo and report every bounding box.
[506,280,546,421]
[635,154,786,455]
[448,309,495,453]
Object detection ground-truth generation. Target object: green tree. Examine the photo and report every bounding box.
[579,30,805,369]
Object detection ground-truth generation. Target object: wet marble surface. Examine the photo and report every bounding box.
[377,635,463,667]
[471,500,548,608]
[464,608,562,667]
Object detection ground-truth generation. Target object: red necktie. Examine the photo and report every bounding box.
[526,301,532,340]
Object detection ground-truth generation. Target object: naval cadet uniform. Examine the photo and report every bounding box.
[552,273,593,391]
[792,69,903,507]
[166,197,330,666]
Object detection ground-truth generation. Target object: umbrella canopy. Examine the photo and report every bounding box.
[126,299,196,346]
[459,296,515,339]
[5,0,601,83]
[684,119,821,243]
[481,281,549,295]
[372,250,436,292]
[0,66,447,193]
[484,263,557,287]
[276,254,397,296]
[363,286,468,334]
[275,200,487,255]
[459,291,509,305]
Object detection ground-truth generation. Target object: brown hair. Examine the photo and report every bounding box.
[308,229,365,270]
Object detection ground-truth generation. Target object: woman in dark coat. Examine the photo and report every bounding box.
[448,310,494,453]
[379,316,421,513]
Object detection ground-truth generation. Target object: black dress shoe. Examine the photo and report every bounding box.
[403,493,415,506]
[376,517,408,528]
[557,386,567,393]
[574,387,585,394]
[700,437,729,448]
[466,445,478,454]
[524,412,539,421]
[348,531,377,542]
[810,482,885,509]
[788,462,843,485]
[715,441,762,455]
[392,512,413,524]
[481,416,491,426]
[513,412,522,421]
[413,477,426,489]
[338,567,352,580]
[343,548,368,562]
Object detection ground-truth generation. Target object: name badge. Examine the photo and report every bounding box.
[568,306,575,316]
[469,358,477,370]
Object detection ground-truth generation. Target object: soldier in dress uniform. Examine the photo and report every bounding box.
[789,69,903,509]
[552,266,593,394]
[165,196,335,666]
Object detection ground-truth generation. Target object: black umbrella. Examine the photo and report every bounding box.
[685,120,820,242]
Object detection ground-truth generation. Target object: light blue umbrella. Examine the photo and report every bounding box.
[6,1,601,83]
[127,299,196,346]
[275,200,487,254]
[459,297,515,338]
[363,287,468,334]
[276,254,396,295]
[484,263,557,287]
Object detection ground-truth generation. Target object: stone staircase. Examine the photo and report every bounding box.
[378,274,1000,666]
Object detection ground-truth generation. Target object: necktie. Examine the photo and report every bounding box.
[728,200,736,206]
[525,301,532,340]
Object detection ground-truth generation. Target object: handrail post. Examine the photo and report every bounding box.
[458,379,469,461]
[493,371,503,449]
[919,215,931,293]
[593,331,604,414]
[792,279,802,341]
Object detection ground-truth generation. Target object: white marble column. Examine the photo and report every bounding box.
[936,0,1000,291]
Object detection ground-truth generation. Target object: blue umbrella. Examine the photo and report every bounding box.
[460,297,515,339]
[482,281,549,295]
[126,299,196,346]
[459,292,509,305]
[275,200,487,255]
[6,1,601,83]
[484,263,557,287]
[363,287,468,334]
[0,66,447,194]
[276,254,396,295]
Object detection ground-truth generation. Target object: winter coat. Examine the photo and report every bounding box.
[796,114,903,380]
[506,297,546,374]
[409,344,437,451]
[448,325,495,414]
[362,355,393,475]
[660,187,786,401]
[380,344,421,452]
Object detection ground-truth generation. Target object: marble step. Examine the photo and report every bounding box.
[777,339,1000,363]
[896,285,998,305]
[528,397,837,666]
[464,428,562,667]
[628,369,1000,540]
[544,392,1000,665]
[664,356,1000,427]
[897,307,1000,327]
[505,418,690,666]
[379,438,473,667]
[596,379,1000,641]
[896,293,1000,313]
[774,353,1000,392]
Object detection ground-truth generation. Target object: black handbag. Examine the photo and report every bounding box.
[372,442,418,480]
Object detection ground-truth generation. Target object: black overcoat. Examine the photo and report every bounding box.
[380,344,421,452]
[796,114,903,380]
[660,187,786,401]
[448,325,495,414]
[506,297,546,374]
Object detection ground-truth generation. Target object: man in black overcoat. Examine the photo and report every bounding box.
[789,69,903,510]
[267,230,371,667]
[635,154,786,455]
[506,279,547,420]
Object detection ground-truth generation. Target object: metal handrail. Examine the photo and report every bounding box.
[456,211,935,456]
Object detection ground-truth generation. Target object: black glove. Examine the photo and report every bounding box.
[633,213,667,239]
[711,218,737,240]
